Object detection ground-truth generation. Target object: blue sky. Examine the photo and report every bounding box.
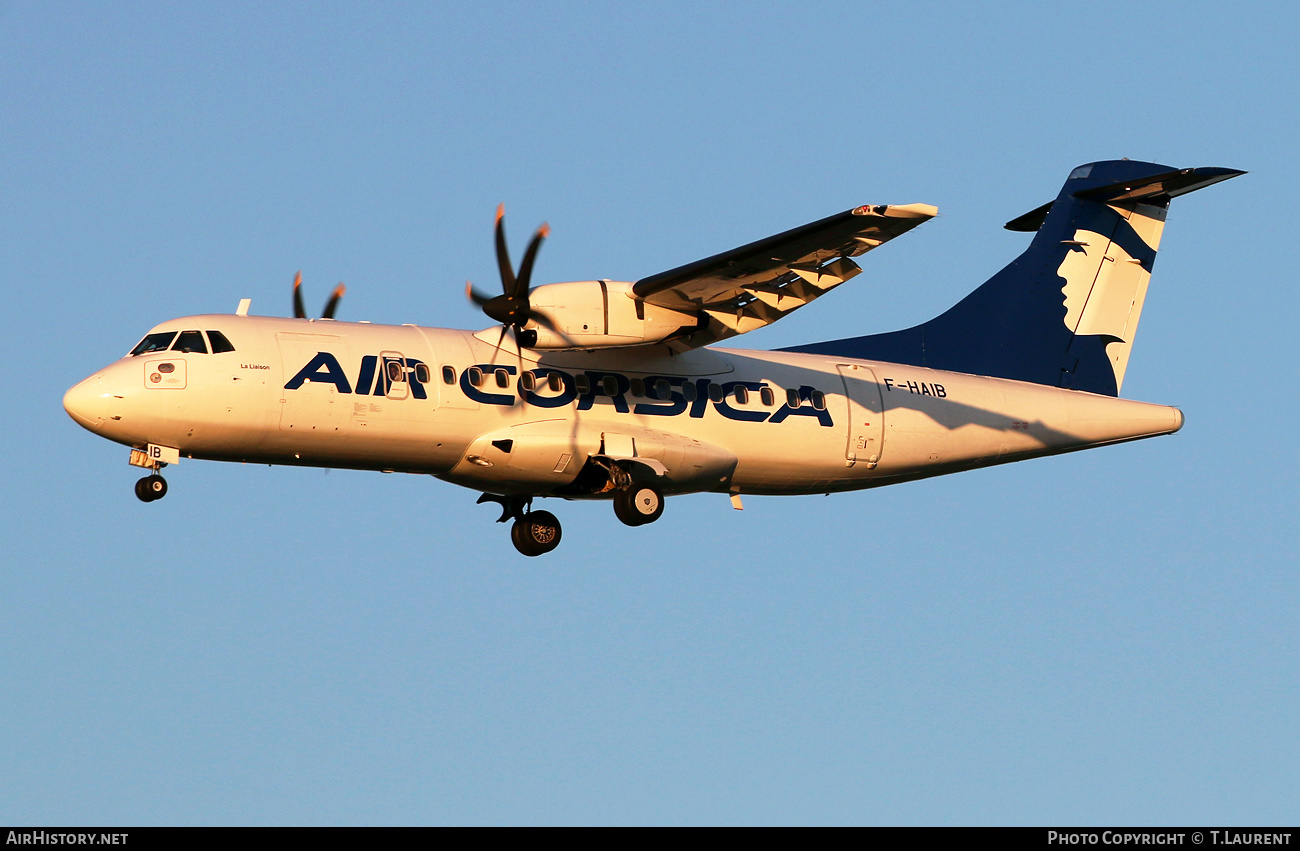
[3,1,1297,825]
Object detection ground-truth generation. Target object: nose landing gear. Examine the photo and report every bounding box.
[134,473,168,502]
[128,446,175,503]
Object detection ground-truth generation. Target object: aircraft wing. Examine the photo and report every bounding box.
[633,202,936,350]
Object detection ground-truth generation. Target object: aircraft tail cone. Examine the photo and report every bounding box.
[1063,394,1185,445]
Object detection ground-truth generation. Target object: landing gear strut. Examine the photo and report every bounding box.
[477,493,563,557]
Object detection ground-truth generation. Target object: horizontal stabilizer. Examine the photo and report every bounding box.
[1073,166,1245,202]
[1004,201,1054,232]
[1006,165,1246,232]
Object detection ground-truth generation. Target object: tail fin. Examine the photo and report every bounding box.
[787,160,1242,396]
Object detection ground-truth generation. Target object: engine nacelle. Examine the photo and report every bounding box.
[524,280,697,349]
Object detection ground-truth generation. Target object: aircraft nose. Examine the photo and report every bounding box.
[64,374,111,433]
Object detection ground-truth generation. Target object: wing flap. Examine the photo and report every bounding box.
[633,203,935,349]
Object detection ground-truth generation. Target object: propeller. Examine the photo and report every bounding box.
[292,270,346,320]
[466,205,568,350]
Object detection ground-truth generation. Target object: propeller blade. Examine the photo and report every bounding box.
[515,223,550,297]
[321,283,346,320]
[466,280,495,308]
[488,323,509,366]
[493,204,516,297]
[292,270,306,319]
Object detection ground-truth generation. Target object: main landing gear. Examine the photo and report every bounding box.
[478,494,563,557]
[510,510,562,557]
[478,481,666,556]
[613,482,664,527]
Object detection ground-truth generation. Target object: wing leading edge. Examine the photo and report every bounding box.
[632,203,936,350]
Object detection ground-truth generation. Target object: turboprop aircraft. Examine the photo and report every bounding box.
[64,160,1241,555]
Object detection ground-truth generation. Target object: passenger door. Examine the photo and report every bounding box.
[835,363,884,469]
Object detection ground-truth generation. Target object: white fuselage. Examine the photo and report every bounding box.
[64,314,1184,500]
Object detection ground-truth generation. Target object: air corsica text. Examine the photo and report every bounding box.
[285,352,836,427]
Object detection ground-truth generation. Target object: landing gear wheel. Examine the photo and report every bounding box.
[511,510,562,556]
[135,474,167,503]
[613,483,664,527]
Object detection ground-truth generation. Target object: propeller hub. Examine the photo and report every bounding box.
[483,295,528,327]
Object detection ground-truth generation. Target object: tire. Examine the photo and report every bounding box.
[510,518,535,555]
[613,483,664,526]
[135,475,167,502]
[144,474,168,501]
[511,510,562,556]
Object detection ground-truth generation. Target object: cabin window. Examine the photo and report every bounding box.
[442,366,456,385]
[386,360,405,382]
[575,375,590,394]
[811,390,826,410]
[654,379,671,400]
[629,378,645,398]
[760,386,774,407]
[708,383,723,403]
[521,372,537,392]
[129,331,177,356]
[206,330,236,353]
[171,330,207,353]
[495,369,510,388]
[468,367,483,387]
[733,386,749,404]
[547,373,562,392]
[415,363,431,384]
[786,388,801,408]
[682,382,698,402]
[602,375,619,396]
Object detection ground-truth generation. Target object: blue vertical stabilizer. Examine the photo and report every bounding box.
[785,160,1242,396]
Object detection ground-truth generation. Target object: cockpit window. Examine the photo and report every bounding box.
[206,330,236,353]
[129,331,178,357]
[172,330,208,354]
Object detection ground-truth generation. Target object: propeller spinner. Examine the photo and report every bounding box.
[292,270,346,320]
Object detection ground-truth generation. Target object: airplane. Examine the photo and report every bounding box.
[64,160,1241,556]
